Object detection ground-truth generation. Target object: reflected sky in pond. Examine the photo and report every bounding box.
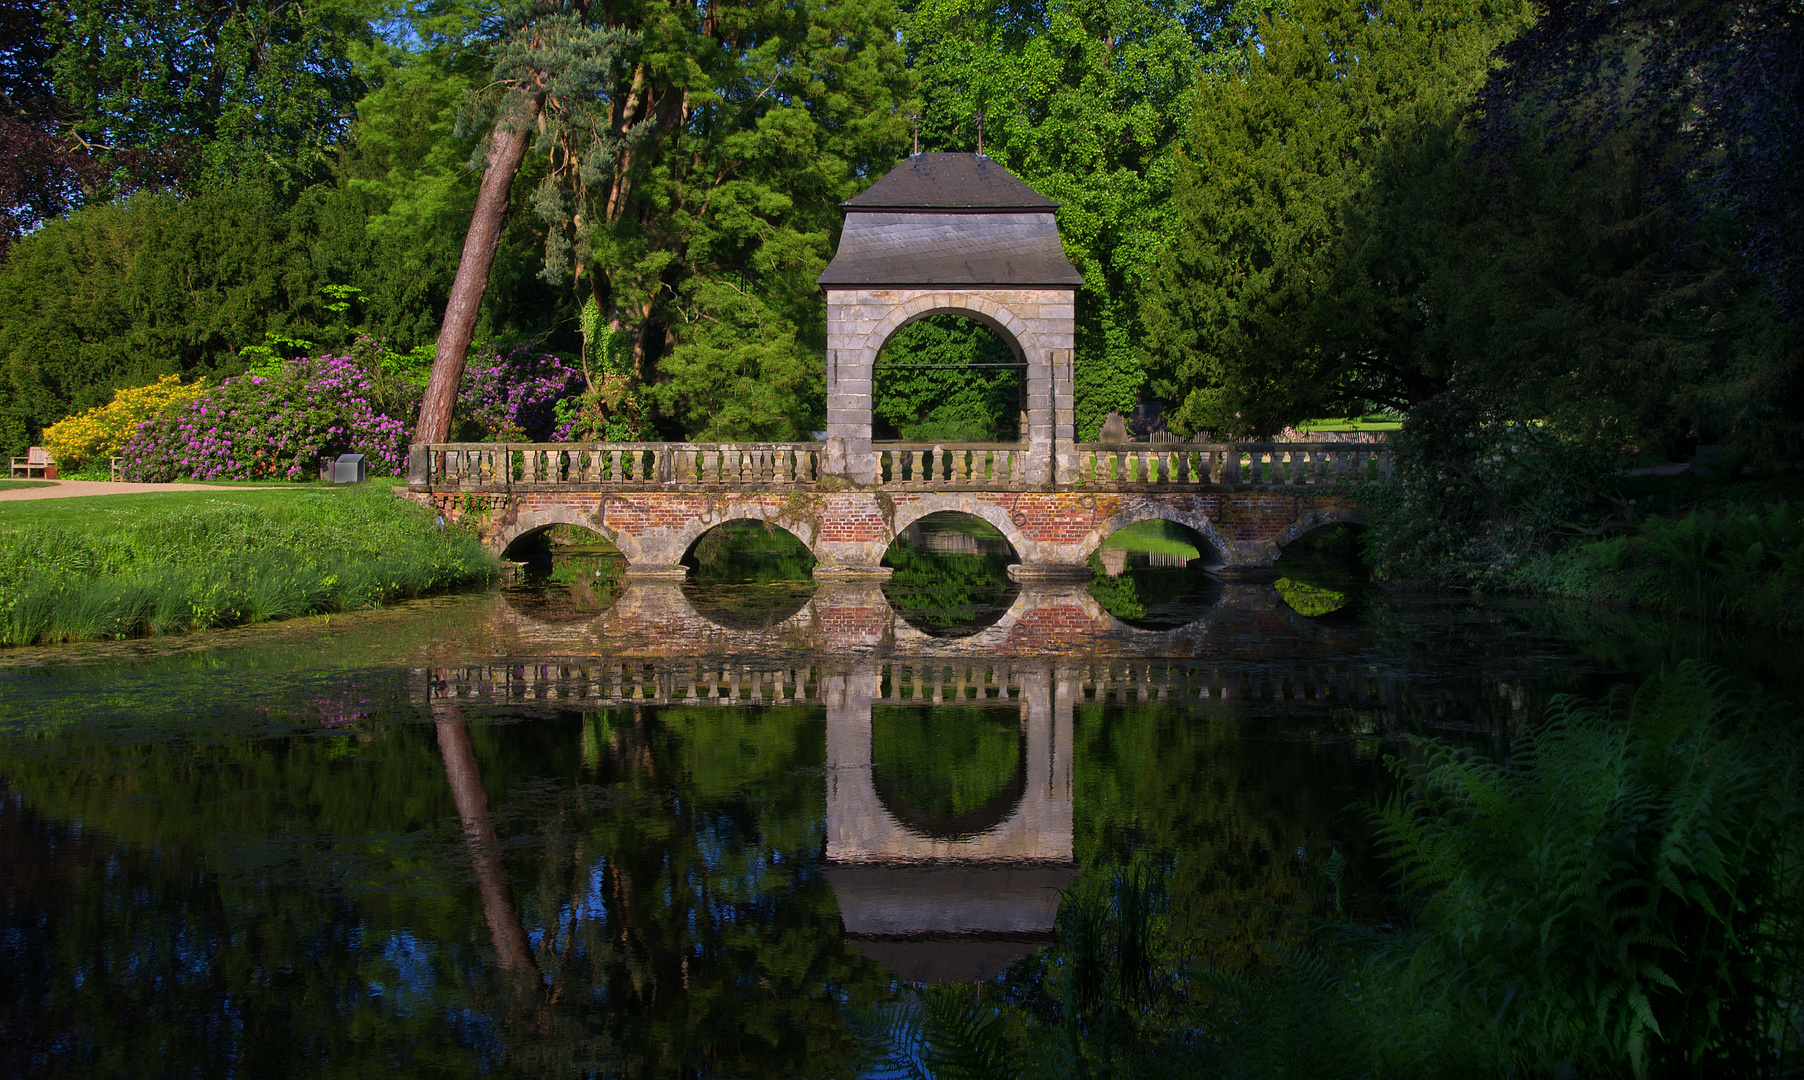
[2,521,1800,1077]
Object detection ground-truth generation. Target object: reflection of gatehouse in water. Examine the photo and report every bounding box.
[420,658,1400,982]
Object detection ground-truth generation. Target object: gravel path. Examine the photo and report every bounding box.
[0,480,301,502]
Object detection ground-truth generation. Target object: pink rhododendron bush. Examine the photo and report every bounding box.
[117,348,585,482]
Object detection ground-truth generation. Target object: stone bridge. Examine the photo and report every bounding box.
[403,439,1387,580]
[403,153,1391,582]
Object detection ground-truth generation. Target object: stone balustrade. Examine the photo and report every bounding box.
[1073,442,1391,488]
[409,440,1390,492]
[411,442,822,490]
[876,443,1030,487]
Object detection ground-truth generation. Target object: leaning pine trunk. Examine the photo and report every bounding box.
[413,93,542,446]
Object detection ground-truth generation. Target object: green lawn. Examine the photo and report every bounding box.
[0,480,369,528]
[0,480,56,491]
[0,479,493,646]
[1295,416,1402,433]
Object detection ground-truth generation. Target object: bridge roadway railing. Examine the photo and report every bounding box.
[409,440,1390,491]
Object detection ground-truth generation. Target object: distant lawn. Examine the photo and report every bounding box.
[1296,417,1401,433]
[0,480,55,491]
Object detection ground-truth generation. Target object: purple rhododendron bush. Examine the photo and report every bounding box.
[460,349,585,443]
[117,348,584,482]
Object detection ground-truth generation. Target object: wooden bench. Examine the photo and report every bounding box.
[8,446,57,479]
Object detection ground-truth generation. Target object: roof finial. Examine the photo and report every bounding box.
[975,110,986,156]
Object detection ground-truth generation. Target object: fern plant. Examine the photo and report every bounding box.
[1372,662,1795,1077]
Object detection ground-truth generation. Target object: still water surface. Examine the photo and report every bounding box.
[1,519,1796,1076]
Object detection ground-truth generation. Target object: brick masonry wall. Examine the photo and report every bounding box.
[402,486,1363,577]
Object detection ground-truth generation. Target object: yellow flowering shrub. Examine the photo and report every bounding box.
[43,374,209,469]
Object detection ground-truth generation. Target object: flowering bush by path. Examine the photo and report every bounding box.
[103,346,585,483]
[42,374,209,470]
[119,356,415,481]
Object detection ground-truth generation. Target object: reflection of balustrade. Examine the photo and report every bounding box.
[422,658,1398,711]
[409,440,1388,492]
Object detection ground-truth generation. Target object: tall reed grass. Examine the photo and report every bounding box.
[0,485,495,645]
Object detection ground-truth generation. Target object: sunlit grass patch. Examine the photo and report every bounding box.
[0,482,495,646]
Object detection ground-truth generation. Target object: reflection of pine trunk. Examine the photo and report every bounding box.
[436,711,536,974]
[414,91,544,444]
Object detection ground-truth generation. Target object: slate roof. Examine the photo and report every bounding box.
[820,154,1083,287]
[844,152,1059,210]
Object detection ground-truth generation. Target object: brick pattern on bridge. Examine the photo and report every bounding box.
[406,486,1363,580]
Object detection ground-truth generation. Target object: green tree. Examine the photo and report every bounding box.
[872,315,1020,441]
[44,0,373,194]
[580,0,914,440]
[0,186,308,450]
[903,0,1239,438]
[1142,0,1528,437]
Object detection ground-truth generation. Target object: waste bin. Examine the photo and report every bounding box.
[332,454,367,483]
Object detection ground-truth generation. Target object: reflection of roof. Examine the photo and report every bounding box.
[847,935,1052,984]
[844,153,1058,210]
[827,862,1078,982]
[819,154,1084,288]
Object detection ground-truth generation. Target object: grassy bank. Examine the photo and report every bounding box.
[0,481,496,646]
[1506,474,1804,633]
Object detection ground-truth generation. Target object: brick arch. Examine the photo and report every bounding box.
[1077,505,1232,568]
[1271,507,1365,557]
[492,508,618,558]
[861,297,1032,368]
[670,507,820,567]
[884,497,1031,561]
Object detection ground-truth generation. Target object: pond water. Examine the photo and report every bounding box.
[2,519,1798,1077]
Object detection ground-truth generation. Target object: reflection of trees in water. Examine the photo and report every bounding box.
[870,706,1026,840]
[1272,523,1368,617]
[682,520,816,629]
[1087,521,1224,629]
[481,705,890,1075]
[883,513,1019,636]
[504,525,629,622]
[1086,556,1223,629]
[882,544,1019,635]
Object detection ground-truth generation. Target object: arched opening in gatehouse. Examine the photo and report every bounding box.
[679,519,816,629]
[872,314,1024,444]
[870,704,1027,841]
[500,523,627,621]
[1273,522,1369,618]
[880,511,1019,636]
[1088,519,1224,629]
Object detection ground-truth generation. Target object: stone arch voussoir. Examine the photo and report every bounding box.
[887,496,1031,561]
[1079,502,1232,567]
[666,500,821,567]
[864,296,1032,368]
[1271,505,1365,556]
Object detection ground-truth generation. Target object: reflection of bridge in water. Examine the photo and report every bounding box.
[483,576,1358,658]
[424,654,1401,981]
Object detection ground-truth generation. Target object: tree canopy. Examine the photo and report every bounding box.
[0,0,1797,470]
